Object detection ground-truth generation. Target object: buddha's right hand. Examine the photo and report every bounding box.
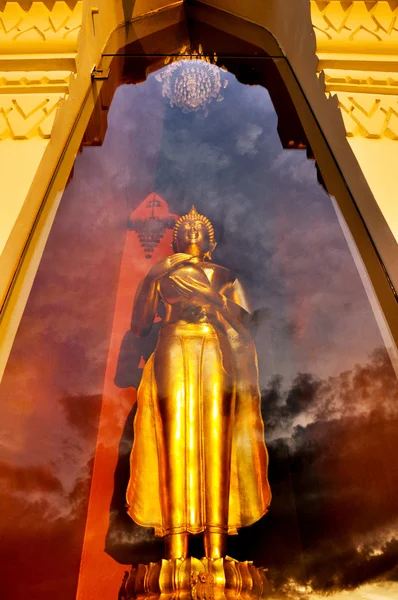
[147,253,194,281]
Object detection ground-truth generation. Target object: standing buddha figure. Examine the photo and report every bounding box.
[126,206,271,561]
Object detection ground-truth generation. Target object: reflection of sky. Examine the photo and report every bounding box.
[1,64,397,599]
[105,71,384,385]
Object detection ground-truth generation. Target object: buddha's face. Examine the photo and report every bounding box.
[174,219,211,256]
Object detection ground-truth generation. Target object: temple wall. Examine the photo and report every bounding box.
[311,0,398,237]
[1,0,397,377]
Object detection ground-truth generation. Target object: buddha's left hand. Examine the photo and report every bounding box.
[169,274,224,309]
[171,274,252,344]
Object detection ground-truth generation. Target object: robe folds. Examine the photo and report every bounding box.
[126,321,271,536]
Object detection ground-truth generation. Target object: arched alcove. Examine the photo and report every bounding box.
[83,7,310,156]
[1,4,398,600]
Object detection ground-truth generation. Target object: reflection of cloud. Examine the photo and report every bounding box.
[236,123,263,156]
[0,460,62,494]
[0,394,99,595]
[316,582,398,599]
[0,454,93,597]
[269,581,398,600]
[157,126,232,174]
[59,394,102,440]
[257,347,398,595]
[270,151,318,185]
[262,347,398,440]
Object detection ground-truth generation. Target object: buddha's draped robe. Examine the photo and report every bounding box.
[126,270,271,536]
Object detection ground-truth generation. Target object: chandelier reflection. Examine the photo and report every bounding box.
[155,45,228,116]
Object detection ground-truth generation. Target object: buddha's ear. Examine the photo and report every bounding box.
[204,241,217,260]
[171,240,178,253]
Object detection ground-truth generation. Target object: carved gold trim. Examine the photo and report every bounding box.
[0,1,81,140]
[0,93,64,139]
[336,91,398,139]
[311,1,398,139]
[0,70,71,93]
[323,68,398,95]
[0,1,82,53]
[311,1,398,55]
[119,557,269,599]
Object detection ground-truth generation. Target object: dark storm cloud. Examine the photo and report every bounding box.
[262,373,321,437]
[284,417,398,593]
[0,460,63,494]
[253,347,398,595]
[0,394,99,598]
[59,393,102,440]
[261,347,398,440]
[0,453,93,599]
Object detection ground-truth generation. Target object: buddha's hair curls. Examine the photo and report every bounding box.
[173,205,215,245]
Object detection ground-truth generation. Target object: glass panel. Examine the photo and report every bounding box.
[1,57,397,600]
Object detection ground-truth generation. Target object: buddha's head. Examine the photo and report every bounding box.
[172,205,216,259]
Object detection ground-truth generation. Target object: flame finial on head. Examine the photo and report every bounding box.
[173,205,215,245]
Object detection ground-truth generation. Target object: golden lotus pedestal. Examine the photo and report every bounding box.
[119,557,270,600]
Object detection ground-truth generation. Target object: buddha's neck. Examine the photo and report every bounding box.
[189,255,202,264]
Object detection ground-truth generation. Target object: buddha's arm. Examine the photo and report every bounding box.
[221,279,252,326]
[168,272,251,338]
[131,253,193,336]
[210,278,256,346]
[131,276,159,337]
[223,280,250,323]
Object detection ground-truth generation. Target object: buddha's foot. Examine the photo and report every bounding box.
[118,556,270,599]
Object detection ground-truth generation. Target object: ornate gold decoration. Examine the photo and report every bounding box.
[0,70,71,94]
[311,2,398,50]
[0,1,82,141]
[191,571,215,600]
[0,93,64,139]
[155,45,228,115]
[336,92,398,139]
[118,557,269,599]
[310,1,398,140]
[173,205,215,245]
[323,69,398,95]
[0,1,82,52]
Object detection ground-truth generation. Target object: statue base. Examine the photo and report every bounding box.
[119,556,270,599]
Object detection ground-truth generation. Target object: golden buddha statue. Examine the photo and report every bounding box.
[126,206,271,565]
